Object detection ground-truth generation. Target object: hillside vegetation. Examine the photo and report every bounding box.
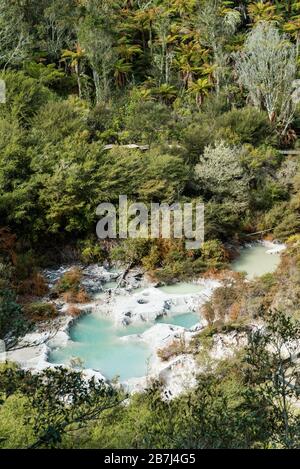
[1,0,300,450]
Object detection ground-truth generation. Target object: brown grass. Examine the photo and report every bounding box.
[76,289,90,303]
[157,337,186,362]
[229,302,241,321]
[202,303,215,325]
[17,272,48,296]
[62,288,90,304]
[56,267,82,293]
[56,267,90,303]
[67,305,82,317]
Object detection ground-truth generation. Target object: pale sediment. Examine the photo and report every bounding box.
[5,240,286,397]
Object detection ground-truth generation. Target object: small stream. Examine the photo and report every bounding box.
[48,242,284,381]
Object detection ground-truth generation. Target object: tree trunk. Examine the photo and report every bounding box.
[115,263,133,290]
[75,63,82,99]
[149,21,153,58]
[93,68,101,104]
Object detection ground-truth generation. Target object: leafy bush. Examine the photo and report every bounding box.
[195,142,250,204]
[0,289,29,340]
[215,107,273,146]
[30,97,89,147]
[200,239,227,269]
[24,302,57,321]
[141,247,160,272]
[111,239,150,265]
[181,107,273,165]
[204,201,246,239]
[87,102,116,141]
[56,268,82,294]
[80,239,105,264]
[123,99,171,146]
[262,202,300,241]
[0,71,53,126]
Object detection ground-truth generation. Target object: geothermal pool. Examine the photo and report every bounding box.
[231,242,283,279]
[48,282,205,380]
[48,243,284,381]
[49,315,151,380]
[156,312,200,328]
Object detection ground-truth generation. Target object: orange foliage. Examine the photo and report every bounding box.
[76,289,90,303]
[0,227,17,265]
[157,337,186,361]
[229,302,241,321]
[18,272,48,297]
[67,305,82,317]
[62,288,90,304]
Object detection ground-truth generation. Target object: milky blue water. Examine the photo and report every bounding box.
[48,281,203,380]
[49,314,151,381]
[157,312,200,328]
[231,244,281,279]
[49,246,282,380]
[48,305,200,380]
[159,282,205,294]
[103,281,118,290]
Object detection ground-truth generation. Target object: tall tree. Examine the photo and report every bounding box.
[41,0,79,60]
[196,0,241,94]
[235,21,297,136]
[246,309,300,448]
[283,0,300,55]
[79,0,116,103]
[61,44,86,98]
[0,0,31,70]
[152,7,174,86]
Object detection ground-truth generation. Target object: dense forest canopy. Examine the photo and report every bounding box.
[0,1,300,256]
[1,0,300,451]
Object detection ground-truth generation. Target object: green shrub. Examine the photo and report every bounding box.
[123,99,171,146]
[262,202,300,241]
[195,142,250,204]
[251,179,289,211]
[0,289,29,339]
[141,245,161,271]
[0,71,53,126]
[110,239,150,265]
[80,239,105,264]
[30,97,88,147]
[24,302,57,321]
[200,240,226,268]
[56,268,82,294]
[215,107,273,146]
[87,102,116,141]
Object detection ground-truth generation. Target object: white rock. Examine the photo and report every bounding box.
[140,323,186,350]
[8,265,222,398]
[159,354,198,398]
[95,280,220,327]
[260,240,286,255]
